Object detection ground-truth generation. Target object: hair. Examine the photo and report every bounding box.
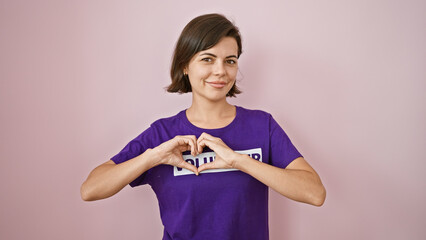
[167,13,242,97]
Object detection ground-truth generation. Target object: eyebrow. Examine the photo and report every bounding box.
[199,53,238,59]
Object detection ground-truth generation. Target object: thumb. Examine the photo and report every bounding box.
[198,161,217,173]
[174,156,199,175]
[182,162,199,176]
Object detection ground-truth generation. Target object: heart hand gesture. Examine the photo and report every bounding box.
[154,135,200,175]
[196,132,241,172]
[153,133,242,174]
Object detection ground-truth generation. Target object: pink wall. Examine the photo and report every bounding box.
[1,0,425,239]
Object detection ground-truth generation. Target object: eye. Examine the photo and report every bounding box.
[201,57,213,62]
[226,59,237,65]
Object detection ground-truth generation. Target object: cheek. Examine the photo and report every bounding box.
[189,67,211,81]
[228,67,238,79]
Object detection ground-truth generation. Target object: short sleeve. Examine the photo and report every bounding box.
[269,115,303,168]
[110,127,155,187]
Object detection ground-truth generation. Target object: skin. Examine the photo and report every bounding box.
[81,37,326,206]
[184,37,239,129]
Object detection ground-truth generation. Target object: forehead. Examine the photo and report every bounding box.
[196,37,238,56]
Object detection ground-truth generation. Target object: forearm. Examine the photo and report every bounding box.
[81,149,158,201]
[235,155,326,206]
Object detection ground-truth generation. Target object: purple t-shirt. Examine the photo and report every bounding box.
[111,106,302,240]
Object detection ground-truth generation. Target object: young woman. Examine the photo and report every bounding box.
[81,13,326,240]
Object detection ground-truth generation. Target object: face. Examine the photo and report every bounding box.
[185,37,239,102]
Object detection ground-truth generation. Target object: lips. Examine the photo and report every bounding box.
[205,81,227,88]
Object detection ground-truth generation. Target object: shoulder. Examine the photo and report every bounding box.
[150,109,186,129]
[237,106,272,120]
[235,106,274,131]
[133,110,186,144]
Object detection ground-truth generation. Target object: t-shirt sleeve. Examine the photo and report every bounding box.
[269,115,303,169]
[110,127,155,187]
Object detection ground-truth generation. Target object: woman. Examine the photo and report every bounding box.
[81,13,326,240]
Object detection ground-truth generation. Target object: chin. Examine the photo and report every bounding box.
[207,94,228,102]
[192,84,233,102]
[198,91,229,102]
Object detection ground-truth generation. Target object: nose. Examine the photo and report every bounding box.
[212,61,225,77]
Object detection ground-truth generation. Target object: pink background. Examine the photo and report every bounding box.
[1,0,425,239]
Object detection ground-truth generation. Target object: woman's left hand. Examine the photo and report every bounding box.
[196,132,241,172]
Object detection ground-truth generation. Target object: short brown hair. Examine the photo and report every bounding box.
[167,13,242,97]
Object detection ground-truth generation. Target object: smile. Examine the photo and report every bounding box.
[205,81,227,88]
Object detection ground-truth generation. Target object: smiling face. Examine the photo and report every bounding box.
[185,37,239,102]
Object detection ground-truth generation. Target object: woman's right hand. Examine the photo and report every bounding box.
[80,135,200,201]
[152,135,199,175]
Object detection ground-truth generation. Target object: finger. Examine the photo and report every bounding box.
[197,133,216,153]
[196,135,205,153]
[198,132,218,141]
[175,136,197,156]
[198,161,217,173]
[197,139,205,154]
[185,135,198,156]
[198,138,219,152]
[198,133,223,147]
[196,134,203,153]
[197,139,204,154]
[187,135,198,156]
[177,160,199,176]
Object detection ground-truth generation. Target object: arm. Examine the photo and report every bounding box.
[197,133,326,206]
[81,136,199,201]
[80,150,156,201]
[235,156,326,206]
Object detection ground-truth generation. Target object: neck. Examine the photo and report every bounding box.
[186,95,236,129]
